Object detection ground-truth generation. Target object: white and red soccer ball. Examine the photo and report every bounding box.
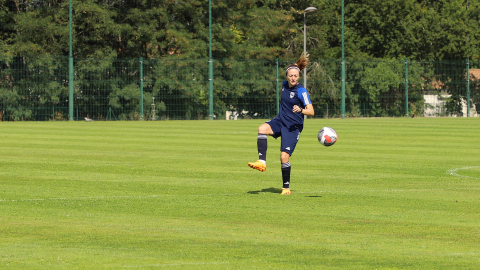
[318,127,337,147]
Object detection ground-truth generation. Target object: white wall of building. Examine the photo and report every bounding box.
[423,95,477,117]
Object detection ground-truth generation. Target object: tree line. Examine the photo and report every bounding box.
[1,0,479,60]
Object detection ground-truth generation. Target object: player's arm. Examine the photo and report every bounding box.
[301,104,314,116]
[293,104,314,116]
[296,88,314,116]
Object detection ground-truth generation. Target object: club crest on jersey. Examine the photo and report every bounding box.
[290,92,295,98]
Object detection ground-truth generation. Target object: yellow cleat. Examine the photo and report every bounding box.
[281,188,291,195]
[247,160,266,172]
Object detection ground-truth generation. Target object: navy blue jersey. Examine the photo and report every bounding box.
[279,81,312,128]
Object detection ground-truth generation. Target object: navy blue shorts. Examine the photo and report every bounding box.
[266,117,303,156]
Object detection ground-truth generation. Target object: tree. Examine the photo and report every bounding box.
[343,0,476,60]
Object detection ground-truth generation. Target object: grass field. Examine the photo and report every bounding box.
[1,118,480,269]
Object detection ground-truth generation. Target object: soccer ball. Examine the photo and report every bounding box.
[318,127,337,147]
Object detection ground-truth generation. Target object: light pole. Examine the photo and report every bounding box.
[303,7,317,90]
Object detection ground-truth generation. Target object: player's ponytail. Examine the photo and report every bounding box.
[285,53,310,76]
[295,52,309,71]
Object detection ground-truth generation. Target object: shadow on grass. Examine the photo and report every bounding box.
[247,187,282,194]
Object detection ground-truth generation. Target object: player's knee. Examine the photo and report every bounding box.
[280,152,290,163]
[258,124,269,134]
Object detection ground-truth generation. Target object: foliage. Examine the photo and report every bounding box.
[1,0,478,61]
[1,1,479,119]
[345,0,478,60]
[0,55,68,121]
[1,56,474,121]
[148,58,208,120]
[306,60,340,118]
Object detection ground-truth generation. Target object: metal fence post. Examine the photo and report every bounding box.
[68,0,74,120]
[140,57,144,121]
[405,58,409,118]
[276,58,279,115]
[208,0,213,120]
[340,0,345,119]
[208,58,213,120]
[466,59,470,117]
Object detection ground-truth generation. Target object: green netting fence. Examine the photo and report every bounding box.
[1,56,479,121]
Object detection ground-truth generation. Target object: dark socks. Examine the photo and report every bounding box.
[281,162,291,189]
[257,133,267,162]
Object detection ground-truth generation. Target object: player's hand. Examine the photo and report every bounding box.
[293,105,302,113]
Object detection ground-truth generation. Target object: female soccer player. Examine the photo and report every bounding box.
[248,53,314,195]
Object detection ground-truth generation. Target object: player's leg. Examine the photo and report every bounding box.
[280,151,292,195]
[279,127,300,195]
[258,122,274,136]
[256,122,273,162]
[248,120,279,172]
